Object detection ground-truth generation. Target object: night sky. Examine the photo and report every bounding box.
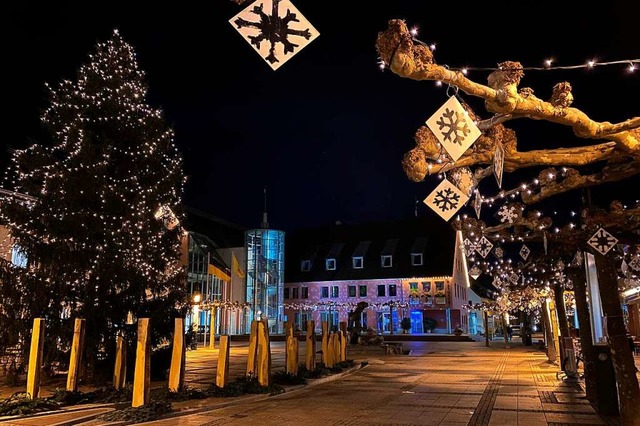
[4,1,639,233]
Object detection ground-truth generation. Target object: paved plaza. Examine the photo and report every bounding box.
[2,339,639,425]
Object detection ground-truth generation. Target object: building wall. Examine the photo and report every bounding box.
[217,246,247,335]
[0,225,14,262]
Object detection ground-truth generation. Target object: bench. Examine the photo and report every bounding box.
[382,343,404,355]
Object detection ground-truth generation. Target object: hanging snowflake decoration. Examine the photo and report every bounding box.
[509,273,519,284]
[463,238,477,257]
[425,97,481,162]
[519,244,530,261]
[423,179,469,221]
[587,227,618,256]
[493,247,504,259]
[493,142,505,188]
[473,190,482,219]
[469,264,482,280]
[230,0,320,70]
[629,257,640,272]
[475,236,494,258]
[496,204,519,224]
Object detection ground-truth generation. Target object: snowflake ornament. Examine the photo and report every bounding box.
[475,236,494,258]
[493,247,504,259]
[469,264,482,280]
[450,167,477,198]
[463,238,477,257]
[493,143,505,188]
[473,191,482,219]
[509,273,519,284]
[587,227,618,256]
[423,179,469,221]
[230,0,320,70]
[497,204,519,224]
[629,257,640,272]
[426,97,481,162]
[519,244,530,261]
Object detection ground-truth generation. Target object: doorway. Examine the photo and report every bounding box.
[410,311,423,333]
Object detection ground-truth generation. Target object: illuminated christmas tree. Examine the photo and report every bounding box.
[0,29,187,375]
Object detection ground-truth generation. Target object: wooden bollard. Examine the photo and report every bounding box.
[66,318,86,392]
[325,332,335,368]
[256,320,271,387]
[339,321,348,336]
[26,318,45,399]
[339,330,347,362]
[285,325,299,375]
[168,318,185,393]
[209,308,216,349]
[216,335,230,387]
[305,320,315,371]
[113,333,127,390]
[132,318,151,407]
[246,320,258,376]
[333,332,341,364]
[321,321,329,366]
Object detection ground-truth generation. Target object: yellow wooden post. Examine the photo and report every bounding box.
[132,318,151,407]
[325,332,335,368]
[285,325,298,375]
[26,318,45,399]
[321,321,329,366]
[339,330,347,362]
[66,318,86,392]
[246,320,258,376]
[256,320,271,387]
[113,333,127,390]
[168,318,185,393]
[333,332,341,364]
[209,307,216,349]
[305,320,315,371]
[216,335,230,387]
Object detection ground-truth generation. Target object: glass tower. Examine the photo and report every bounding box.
[245,228,285,334]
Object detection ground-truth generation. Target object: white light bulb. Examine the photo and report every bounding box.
[587,59,596,68]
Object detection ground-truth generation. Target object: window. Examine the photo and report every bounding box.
[352,256,363,269]
[331,286,339,298]
[422,282,431,293]
[381,255,392,268]
[435,281,445,291]
[359,285,367,297]
[348,285,357,297]
[301,287,309,299]
[284,288,290,299]
[321,286,329,298]
[301,259,311,272]
[292,287,299,299]
[388,284,397,297]
[326,258,336,270]
[377,285,386,297]
[11,245,27,268]
[411,253,423,266]
[409,282,418,292]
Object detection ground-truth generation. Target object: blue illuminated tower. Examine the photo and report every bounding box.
[245,188,285,334]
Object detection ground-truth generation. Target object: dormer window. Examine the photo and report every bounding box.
[301,259,311,272]
[411,253,423,266]
[352,256,363,269]
[381,255,392,268]
[326,258,336,270]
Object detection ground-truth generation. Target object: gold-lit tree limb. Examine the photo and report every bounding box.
[376,19,640,159]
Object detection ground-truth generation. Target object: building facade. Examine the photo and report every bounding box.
[284,217,471,334]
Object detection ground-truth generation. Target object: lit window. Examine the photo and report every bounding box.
[331,286,339,298]
[352,256,363,269]
[359,285,367,297]
[348,285,356,297]
[301,259,311,272]
[326,258,336,270]
[321,286,329,298]
[11,245,27,268]
[422,282,431,293]
[411,253,423,266]
[381,255,392,268]
[436,281,445,291]
[409,282,418,291]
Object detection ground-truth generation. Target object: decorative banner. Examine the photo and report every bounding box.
[425,97,481,162]
[493,142,505,188]
[509,273,519,284]
[475,236,494,258]
[519,244,530,261]
[474,190,483,219]
[423,179,469,222]
[497,204,518,224]
[493,247,504,259]
[587,227,618,256]
[450,167,477,197]
[629,257,640,272]
[463,238,477,257]
[230,0,320,70]
[469,264,482,280]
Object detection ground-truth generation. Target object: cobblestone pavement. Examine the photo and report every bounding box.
[2,340,636,425]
